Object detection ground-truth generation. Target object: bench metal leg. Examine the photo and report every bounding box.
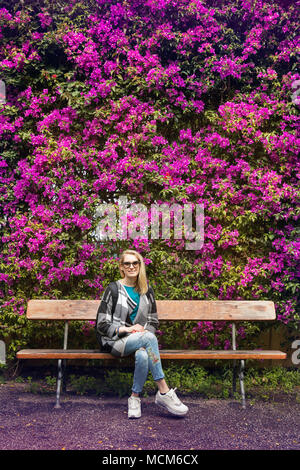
[239,360,246,409]
[54,321,69,409]
[232,322,238,398]
[54,359,63,409]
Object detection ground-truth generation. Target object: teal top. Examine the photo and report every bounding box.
[123,285,140,323]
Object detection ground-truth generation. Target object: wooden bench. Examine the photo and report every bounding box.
[16,299,287,409]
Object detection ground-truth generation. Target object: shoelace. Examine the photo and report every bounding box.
[129,397,140,408]
[168,388,181,405]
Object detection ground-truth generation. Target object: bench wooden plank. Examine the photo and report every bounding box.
[16,349,287,360]
[161,350,287,360]
[158,301,275,321]
[26,300,99,320]
[26,299,276,321]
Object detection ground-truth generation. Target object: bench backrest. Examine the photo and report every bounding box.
[26,299,276,321]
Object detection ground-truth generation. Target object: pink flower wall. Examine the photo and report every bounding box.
[0,0,299,356]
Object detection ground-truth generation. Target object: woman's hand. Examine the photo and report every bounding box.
[118,324,145,334]
[130,324,145,333]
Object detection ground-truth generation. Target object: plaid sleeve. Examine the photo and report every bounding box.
[95,286,117,339]
[145,286,159,333]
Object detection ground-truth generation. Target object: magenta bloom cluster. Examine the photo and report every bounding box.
[0,0,299,354]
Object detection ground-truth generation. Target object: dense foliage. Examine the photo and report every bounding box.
[0,0,299,360]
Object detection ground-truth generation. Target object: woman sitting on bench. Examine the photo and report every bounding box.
[96,249,188,419]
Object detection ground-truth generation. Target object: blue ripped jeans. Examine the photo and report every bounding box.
[123,331,165,395]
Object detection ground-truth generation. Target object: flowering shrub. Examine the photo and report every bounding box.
[0,0,299,359]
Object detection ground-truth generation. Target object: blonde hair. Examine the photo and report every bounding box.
[118,249,148,295]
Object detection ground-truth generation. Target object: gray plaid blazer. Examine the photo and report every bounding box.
[95,280,159,357]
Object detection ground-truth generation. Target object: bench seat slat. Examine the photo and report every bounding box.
[16,349,287,360]
[26,299,276,321]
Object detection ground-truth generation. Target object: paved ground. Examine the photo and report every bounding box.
[0,382,300,452]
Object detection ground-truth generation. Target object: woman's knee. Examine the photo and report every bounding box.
[135,348,148,366]
[142,331,157,344]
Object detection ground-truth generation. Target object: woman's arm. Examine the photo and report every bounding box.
[95,285,118,339]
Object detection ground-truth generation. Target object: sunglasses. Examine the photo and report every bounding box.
[122,261,141,268]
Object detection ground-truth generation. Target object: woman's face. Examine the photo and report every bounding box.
[121,254,141,281]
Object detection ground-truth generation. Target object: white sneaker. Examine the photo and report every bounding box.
[155,388,188,417]
[128,396,141,419]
